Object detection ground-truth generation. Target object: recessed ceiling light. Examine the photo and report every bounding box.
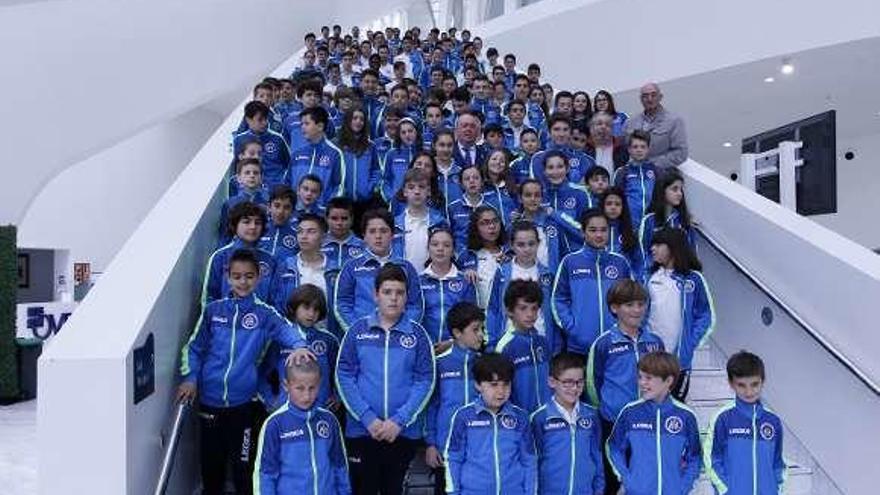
[781,63,794,75]
[723,142,733,148]
[764,77,775,83]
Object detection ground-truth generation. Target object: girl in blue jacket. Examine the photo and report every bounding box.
[335,108,381,207]
[601,188,645,281]
[419,228,478,344]
[646,228,715,400]
[638,169,697,282]
[480,148,519,227]
[381,117,422,202]
[512,179,584,270]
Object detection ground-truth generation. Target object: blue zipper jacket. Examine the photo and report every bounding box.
[254,403,351,495]
[607,397,702,495]
[425,344,479,449]
[233,129,290,187]
[482,183,518,228]
[268,253,338,332]
[646,269,716,369]
[321,234,366,272]
[281,107,337,153]
[391,208,449,265]
[613,161,658,231]
[180,293,306,408]
[332,250,425,332]
[510,152,535,185]
[530,144,596,185]
[586,325,665,421]
[334,314,435,439]
[361,96,385,139]
[495,328,551,413]
[447,195,491,255]
[380,143,419,202]
[637,211,696,283]
[444,398,538,495]
[289,137,346,207]
[530,400,605,495]
[258,220,299,261]
[607,218,645,283]
[705,398,786,495]
[260,324,340,412]
[542,182,591,254]
[201,239,278,307]
[550,246,634,354]
[419,265,477,343]
[511,208,584,270]
[338,141,380,202]
[471,98,503,126]
[485,261,559,354]
[436,163,464,220]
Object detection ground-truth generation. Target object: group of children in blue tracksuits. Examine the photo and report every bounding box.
[175,22,788,495]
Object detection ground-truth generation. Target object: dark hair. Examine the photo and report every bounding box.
[467,205,507,251]
[607,279,649,310]
[593,89,619,115]
[244,101,269,120]
[726,351,766,381]
[393,118,422,149]
[518,178,543,198]
[572,91,593,121]
[269,184,295,204]
[650,228,701,273]
[228,249,259,273]
[286,283,328,322]
[361,208,394,232]
[300,106,330,129]
[297,173,324,192]
[326,196,354,215]
[503,279,543,311]
[480,149,517,197]
[236,157,261,174]
[447,301,485,337]
[510,220,539,247]
[297,79,324,98]
[486,47,499,58]
[543,149,569,174]
[547,114,572,131]
[648,169,692,230]
[529,85,550,117]
[629,129,652,146]
[505,99,526,115]
[579,207,607,232]
[554,90,573,108]
[337,108,371,155]
[473,353,514,383]
[297,213,328,233]
[601,188,637,254]
[638,351,681,381]
[374,263,408,291]
[236,136,261,155]
[586,166,610,181]
[228,202,266,238]
[550,352,585,378]
[404,153,445,207]
[451,86,471,103]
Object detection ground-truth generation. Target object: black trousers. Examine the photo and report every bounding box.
[198,402,259,495]
[601,419,621,495]
[672,369,692,402]
[346,436,418,495]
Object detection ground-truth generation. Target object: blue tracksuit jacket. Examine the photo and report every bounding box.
[607,219,645,282]
[233,129,291,187]
[338,141,380,202]
[268,253,338,328]
[334,314,435,439]
[332,250,424,332]
[260,324,340,411]
[380,143,419,202]
[446,195,492,254]
[637,211,696,282]
[361,97,386,139]
[530,144,596,185]
[607,398,702,495]
[542,181,591,253]
[471,98,502,126]
[258,220,298,261]
[219,187,269,244]
[586,325,665,422]
[201,239,278,306]
[253,403,351,495]
[495,328,551,413]
[705,398,786,495]
[613,161,658,231]
[550,246,634,354]
[436,164,464,219]
[444,398,538,495]
[530,400,605,495]
[646,269,716,369]
[510,152,535,185]
[321,234,366,272]
[419,266,477,343]
[484,261,559,353]
[482,183,518,228]
[281,107,337,154]
[289,137,345,207]
[511,208,584,270]
[180,293,306,408]
[425,344,479,449]
[391,208,449,263]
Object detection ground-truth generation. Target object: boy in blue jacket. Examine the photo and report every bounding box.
[288,106,346,208]
[530,352,605,495]
[233,101,290,189]
[335,263,435,495]
[424,302,486,493]
[612,129,657,231]
[705,351,787,495]
[253,359,351,495]
[258,185,298,261]
[607,351,701,495]
[444,353,537,495]
[220,158,269,245]
[177,250,313,495]
[495,280,551,413]
[321,197,366,271]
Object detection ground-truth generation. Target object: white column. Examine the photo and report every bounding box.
[778,141,803,211]
[740,153,757,191]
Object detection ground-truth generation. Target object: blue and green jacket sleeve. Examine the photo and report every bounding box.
[530,401,605,495]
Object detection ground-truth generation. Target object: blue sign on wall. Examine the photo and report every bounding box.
[133,333,155,405]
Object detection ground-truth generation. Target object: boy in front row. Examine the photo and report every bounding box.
[253,359,351,494]
[607,352,702,495]
[705,351,786,495]
[444,353,537,495]
[530,352,605,495]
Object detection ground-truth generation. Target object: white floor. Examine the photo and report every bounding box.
[0,400,37,495]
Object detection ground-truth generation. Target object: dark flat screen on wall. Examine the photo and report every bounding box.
[741,110,837,215]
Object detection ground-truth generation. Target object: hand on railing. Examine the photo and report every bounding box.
[175,382,197,405]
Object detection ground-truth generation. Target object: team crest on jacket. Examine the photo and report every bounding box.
[241,313,259,330]
[500,415,518,429]
[664,415,683,434]
[760,422,775,440]
[646,170,655,179]
[682,279,696,293]
[310,340,327,356]
[319,155,331,167]
[399,334,417,349]
[348,246,363,257]
[282,235,297,249]
[563,197,576,210]
[540,273,552,286]
[259,261,270,277]
[448,280,463,292]
[545,225,557,238]
[265,142,277,154]
[570,158,580,169]
[315,420,331,439]
[577,417,593,429]
[604,265,620,279]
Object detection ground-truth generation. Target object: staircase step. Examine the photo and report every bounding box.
[692,343,718,370]
[687,368,735,402]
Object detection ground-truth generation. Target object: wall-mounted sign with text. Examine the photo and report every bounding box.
[16,301,78,342]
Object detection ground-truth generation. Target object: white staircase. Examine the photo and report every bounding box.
[687,342,838,495]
